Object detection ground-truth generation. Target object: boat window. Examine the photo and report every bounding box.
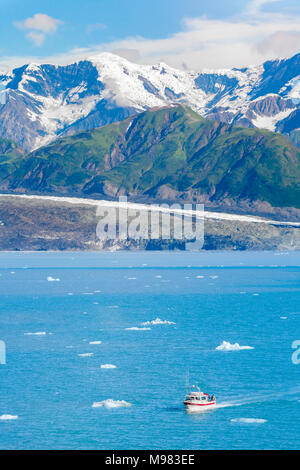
[202,397,206,400]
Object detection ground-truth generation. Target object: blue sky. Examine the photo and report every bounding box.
[0,0,299,69]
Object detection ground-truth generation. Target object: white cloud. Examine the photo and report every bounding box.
[245,0,281,15]
[14,13,63,47]
[15,13,62,33]
[6,1,300,68]
[111,48,141,63]
[256,30,300,56]
[91,9,300,70]
[26,31,46,47]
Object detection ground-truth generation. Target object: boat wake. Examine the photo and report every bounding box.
[216,386,300,409]
[215,401,242,409]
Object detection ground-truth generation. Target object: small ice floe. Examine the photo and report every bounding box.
[141,317,176,326]
[66,346,74,349]
[47,276,60,282]
[89,341,102,345]
[0,414,18,420]
[231,418,267,424]
[107,305,119,309]
[92,399,131,409]
[10,272,15,275]
[253,293,259,296]
[67,293,73,296]
[196,275,204,278]
[127,277,136,280]
[100,364,116,369]
[24,331,46,336]
[280,317,288,320]
[155,275,162,279]
[125,327,151,331]
[78,353,94,357]
[93,302,99,305]
[216,341,254,351]
[210,275,219,279]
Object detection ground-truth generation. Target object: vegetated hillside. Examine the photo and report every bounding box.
[0,138,24,181]
[2,106,300,213]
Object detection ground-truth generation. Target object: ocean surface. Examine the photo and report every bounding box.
[0,251,299,450]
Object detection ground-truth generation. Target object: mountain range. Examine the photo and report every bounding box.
[0,52,299,151]
[1,105,299,220]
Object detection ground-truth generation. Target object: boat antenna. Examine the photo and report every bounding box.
[186,368,189,394]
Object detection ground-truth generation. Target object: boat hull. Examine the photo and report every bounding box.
[184,401,216,412]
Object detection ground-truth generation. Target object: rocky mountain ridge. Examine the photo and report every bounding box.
[0,52,299,151]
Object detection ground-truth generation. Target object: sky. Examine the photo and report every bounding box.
[0,0,299,70]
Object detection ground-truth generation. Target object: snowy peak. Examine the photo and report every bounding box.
[90,52,207,110]
[0,52,299,150]
[251,53,300,99]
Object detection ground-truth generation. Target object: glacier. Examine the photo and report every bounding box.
[0,52,299,151]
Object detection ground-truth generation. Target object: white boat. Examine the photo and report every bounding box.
[184,386,216,411]
[183,371,216,411]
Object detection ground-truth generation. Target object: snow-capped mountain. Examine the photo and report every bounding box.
[0,52,299,151]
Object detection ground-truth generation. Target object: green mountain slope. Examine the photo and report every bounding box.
[0,138,24,181]
[3,106,300,210]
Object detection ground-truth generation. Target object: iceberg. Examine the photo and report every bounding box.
[216,341,254,351]
[0,414,18,420]
[231,418,266,424]
[125,327,151,331]
[141,317,176,326]
[47,276,60,282]
[92,399,131,409]
[24,331,46,336]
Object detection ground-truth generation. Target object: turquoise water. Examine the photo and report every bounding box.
[0,251,299,450]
